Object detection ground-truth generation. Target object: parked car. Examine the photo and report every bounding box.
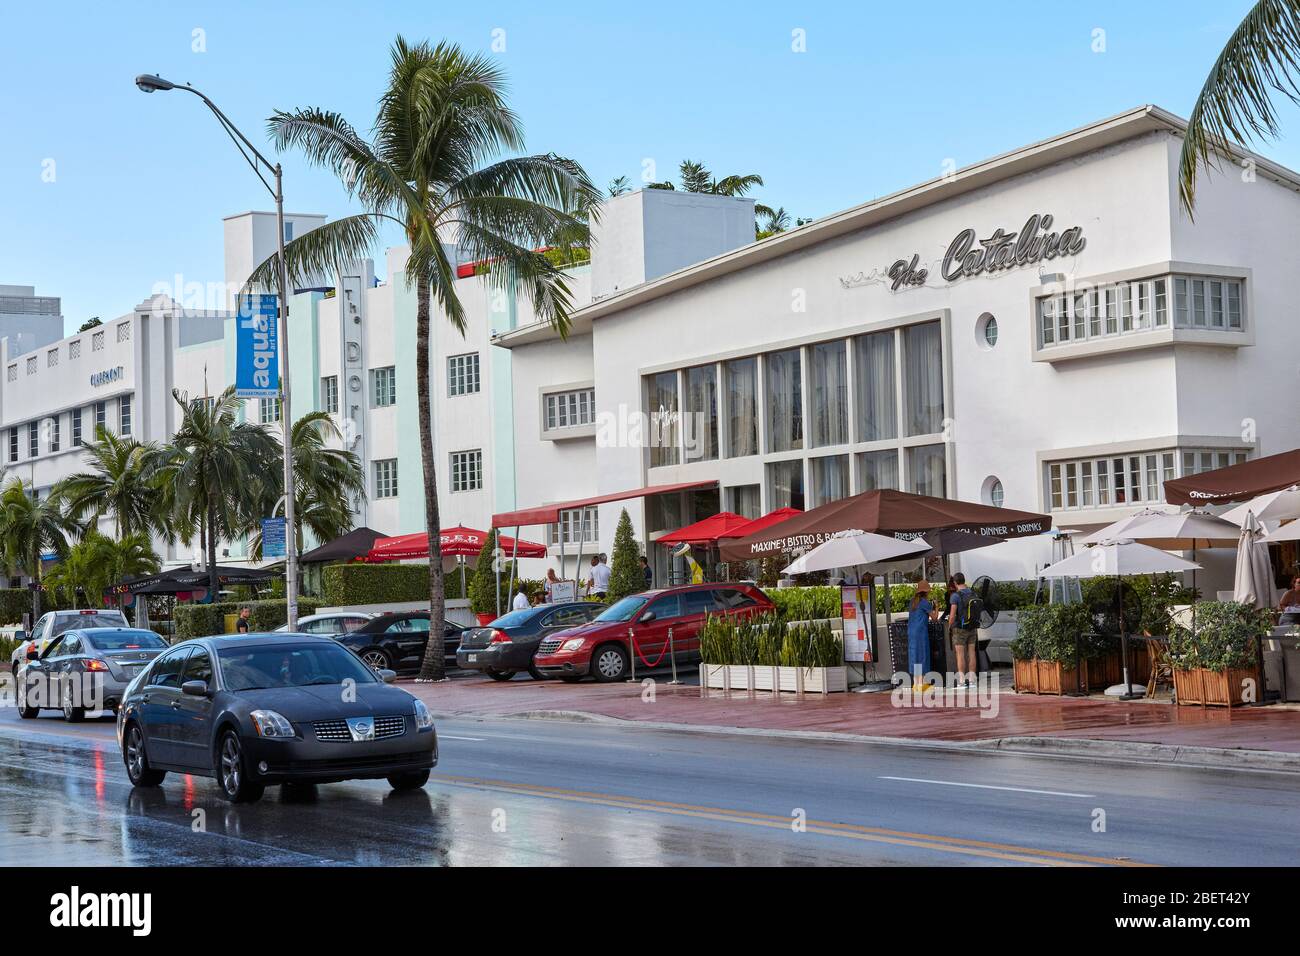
[17,627,168,720]
[456,602,606,681]
[117,634,437,802]
[532,583,774,682]
[334,612,467,672]
[272,612,376,636]
[9,609,131,675]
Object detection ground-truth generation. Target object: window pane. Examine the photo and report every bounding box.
[684,365,718,462]
[767,459,805,510]
[903,322,944,436]
[648,371,679,467]
[857,449,899,492]
[724,357,758,457]
[853,331,896,440]
[907,444,946,498]
[764,348,803,452]
[810,341,848,447]
[810,455,849,506]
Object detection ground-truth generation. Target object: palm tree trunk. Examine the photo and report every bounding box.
[415,276,446,681]
[31,548,41,624]
[207,501,219,601]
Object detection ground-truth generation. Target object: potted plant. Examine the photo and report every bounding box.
[1011,603,1090,695]
[699,614,847,694]
[1168,601,1267,707]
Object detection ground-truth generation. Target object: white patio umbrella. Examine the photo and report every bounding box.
[780,530,931,576]
[1039,540,1201,698]
[1235,512,1273,609]
[1222,486,1300,529]
[1263,518,1300,544]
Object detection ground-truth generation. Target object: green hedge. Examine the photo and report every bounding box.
[173,598,322,640]
[323,563,442,606]
[0,589,32,625]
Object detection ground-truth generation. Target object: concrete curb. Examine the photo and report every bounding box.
[429,708,1300,774]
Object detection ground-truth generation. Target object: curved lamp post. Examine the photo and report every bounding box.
[134,73,300,630]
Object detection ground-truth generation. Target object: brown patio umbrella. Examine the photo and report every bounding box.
[718,489,1052,562]
[1164,448,1300,506]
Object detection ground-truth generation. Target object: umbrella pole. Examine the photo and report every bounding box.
[506,525,521,609]
[1119,575,1136,699]
[460,558,466,602]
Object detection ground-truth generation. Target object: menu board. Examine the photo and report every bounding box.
[840,585,873,663]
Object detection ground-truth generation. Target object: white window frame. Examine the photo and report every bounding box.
[543,387,596,431]
[447,353,480,396]
[373,458,398,498]
[1045,446,1248,512]
[371,366,396,407]
[450,449,483,492]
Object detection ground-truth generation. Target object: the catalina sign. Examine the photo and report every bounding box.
[885,213,1087,291]
[235,294,279,399]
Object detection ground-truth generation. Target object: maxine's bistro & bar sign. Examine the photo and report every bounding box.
[866,213,1088,292]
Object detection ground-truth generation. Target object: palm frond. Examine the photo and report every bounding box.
[244,213,385,292]
[1179,0,1300,213]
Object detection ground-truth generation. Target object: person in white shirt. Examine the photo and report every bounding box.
[587,555,612,598]
[512,589,531,611]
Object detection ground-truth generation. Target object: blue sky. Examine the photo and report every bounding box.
[1,0,1291,329]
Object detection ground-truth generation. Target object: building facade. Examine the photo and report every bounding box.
[496,106,1298,589]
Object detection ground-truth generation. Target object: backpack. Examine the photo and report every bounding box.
[957,587,983,630]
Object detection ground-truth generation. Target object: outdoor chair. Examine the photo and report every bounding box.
[1146,637,1173,698]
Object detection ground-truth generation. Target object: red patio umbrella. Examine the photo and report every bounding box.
[367,526,547,561]
[657,512,754,546]
[716,506,804,541]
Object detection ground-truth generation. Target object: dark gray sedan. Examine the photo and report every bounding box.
[116,634,438,803]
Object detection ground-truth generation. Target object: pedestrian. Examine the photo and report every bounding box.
[907,581,938,691]
[544,568,562,603]
[235,606,251,634]
[512,588,531,611]
[947,572,978,687]
[639,555,653,590]
[587,555,611,599]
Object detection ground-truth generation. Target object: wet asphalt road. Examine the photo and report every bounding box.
[2,703,1300,866]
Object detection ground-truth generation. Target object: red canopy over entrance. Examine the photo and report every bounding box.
[718,489,1051,561]
[1164,448,1300,506]
[492,480,717,528]
[717,507,803,541]
[657,512,753,546]
[366,526,547,561]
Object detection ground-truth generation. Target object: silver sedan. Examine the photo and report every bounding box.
[18,627,169,721]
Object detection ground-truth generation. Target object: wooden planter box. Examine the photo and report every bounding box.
[1173,667,1259,708]
[1086,650,1152,690]
[700,663,849,694]
[1013,657,1087,696]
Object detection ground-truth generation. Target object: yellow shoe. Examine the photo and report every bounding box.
[911,681,933,692]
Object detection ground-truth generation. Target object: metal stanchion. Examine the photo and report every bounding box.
[667,626,681,684]
[626,627,637,683]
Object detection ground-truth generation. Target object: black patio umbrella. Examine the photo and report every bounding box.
[298,527,383,564]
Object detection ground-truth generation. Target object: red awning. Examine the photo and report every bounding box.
[1164,448,1300,506]
[657,512,753,546]
[367,527,548,561]
[492,480,718,528]
[716,507,804,540]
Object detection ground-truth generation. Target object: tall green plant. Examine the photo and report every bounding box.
[57,428,165,538]
[250,37,600,680]
[607,509,643,601]
[0,479,80,622]
[1169,601,1270,672]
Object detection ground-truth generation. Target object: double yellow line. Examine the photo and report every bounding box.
[436,774,1151,866]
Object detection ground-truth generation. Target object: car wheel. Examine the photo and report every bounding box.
[387,769,430,790]
[591,644,629,683]
[124,723,166,787]
[62,682,85,723]
[360,648,393,671]
[216,730,265,804]
[528,663,546,681]
[485,669,516,681]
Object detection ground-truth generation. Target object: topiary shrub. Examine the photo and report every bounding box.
[1168,601,1269,672]
[1012,603,1090,665]
[607,509,644,601]
[323,562,432,606]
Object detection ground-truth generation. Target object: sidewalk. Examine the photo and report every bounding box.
[406,670,1300,758]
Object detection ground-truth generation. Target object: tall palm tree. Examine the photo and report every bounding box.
[44,532,159,609]
[56,428,165,538]
[0,479,79,622]
[247,412,365,558]
[153,387,280,597]
[247,37,599,680]
[1178,0,1300,214]
[649,159,773,225]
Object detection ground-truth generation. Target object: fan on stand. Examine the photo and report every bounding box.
[1086,578,1145,699]
[969,575,1000,673]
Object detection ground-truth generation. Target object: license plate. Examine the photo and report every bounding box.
[467,654,477,663]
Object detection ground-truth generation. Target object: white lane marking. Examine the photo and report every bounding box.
[440,734,486,741]
[880,776,1094,799]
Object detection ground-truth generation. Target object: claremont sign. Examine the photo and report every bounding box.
[886,213,1087,291]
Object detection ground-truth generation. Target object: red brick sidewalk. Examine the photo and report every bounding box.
[406,673,1300,753]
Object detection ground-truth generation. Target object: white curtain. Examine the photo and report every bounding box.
[854,331,896,441]
[859,449,900,491]
[768,460,805,510]
[765,349,803,452]
[812,455,850,505]
[649,371,679,467]
[725,358,757,457]
[685,365,718,462]
[904,322,944,436]
[908,444,947,498]
[811,341,848,447]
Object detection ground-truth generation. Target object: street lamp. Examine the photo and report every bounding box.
[135,73,301,631]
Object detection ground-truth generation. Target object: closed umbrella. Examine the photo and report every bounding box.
[1039,540,1201,698]
[1235,512,1274,609]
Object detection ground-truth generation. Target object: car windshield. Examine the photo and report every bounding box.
[486,608,540,628]
[217,643,379,691]
[53,613,126,636]
[85,631,167,650]
[594,596,649,623]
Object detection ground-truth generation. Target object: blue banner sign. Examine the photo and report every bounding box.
[235,294,279,398]
[261,517,287,559]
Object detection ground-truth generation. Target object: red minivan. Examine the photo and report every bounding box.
[531,583,773,682]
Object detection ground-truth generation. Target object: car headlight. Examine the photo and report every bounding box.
[413,698,434,732]
[560,638,587,652]
[249,710,295,738]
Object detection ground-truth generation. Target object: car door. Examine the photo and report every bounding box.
[54,633,84,710]
[171,646,215,771]
[630,594,681,666]
[23,634,64,710]
[386,617,429,668]
[139,647,191,765]
[675,589,719,660]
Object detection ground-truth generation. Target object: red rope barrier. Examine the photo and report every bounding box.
[629,630,672,669]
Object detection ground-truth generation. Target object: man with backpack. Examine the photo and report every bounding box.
[947,573,981,688]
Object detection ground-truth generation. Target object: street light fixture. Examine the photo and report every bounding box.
[134,73,301,631]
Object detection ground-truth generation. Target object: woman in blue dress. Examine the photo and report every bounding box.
[907,581,938,690]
